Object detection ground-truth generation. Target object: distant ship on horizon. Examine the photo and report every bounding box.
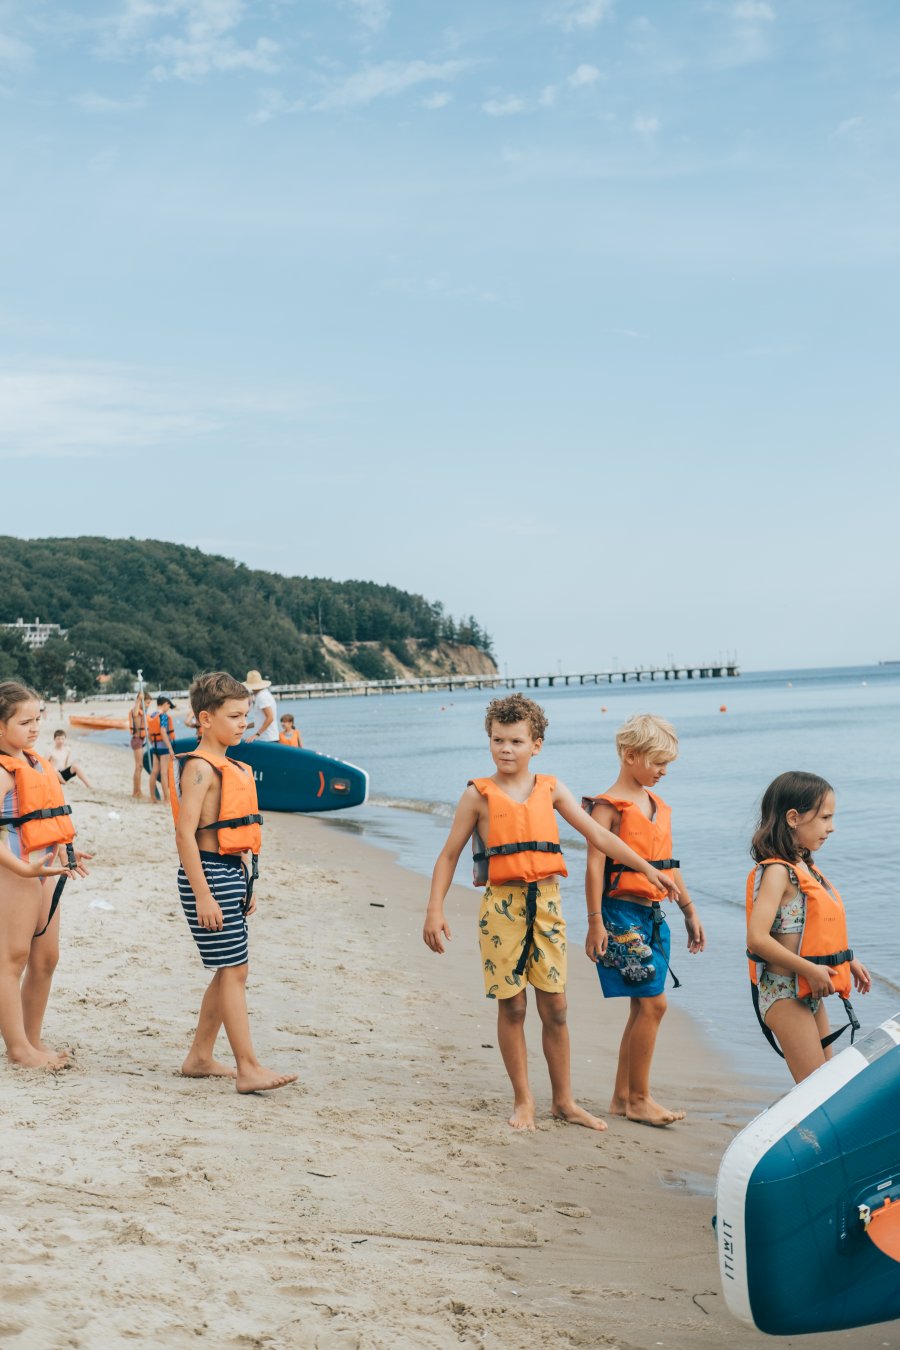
[878,659,900,666]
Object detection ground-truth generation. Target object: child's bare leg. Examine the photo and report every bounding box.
[181,969,236,1078]
[21,910,67,1063]
[496,990,535,1129]
[0,880,66,1069]
[767,997,828,1083]
[609,998,640,1115]
[132,748,143,797]
[620,994,684,1126]
[217,963,296,1093]
[72,764,94,790]
[537,988,606,1131]
[148,761,161,802]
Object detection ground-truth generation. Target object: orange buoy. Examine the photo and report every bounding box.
[719,705,727,713]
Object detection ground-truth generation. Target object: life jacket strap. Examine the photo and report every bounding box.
[242,853,260,916]
[512,882,540,978]
[472,840,562,863]
[806,948,854,967]
[0,804,73,827]
[210,813,264,831]
[650,901,681,989]
[604,858,679,897]
[34,843,77,939]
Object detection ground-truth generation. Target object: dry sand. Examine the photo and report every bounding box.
[0,722,896,1349]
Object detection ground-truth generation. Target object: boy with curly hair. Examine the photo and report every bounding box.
[423,694,679,1131]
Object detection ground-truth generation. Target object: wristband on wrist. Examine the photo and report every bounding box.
[587,910,603,918]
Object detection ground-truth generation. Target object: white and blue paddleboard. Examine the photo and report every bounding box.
[147,737,368,813]
[716,1012,900,1335]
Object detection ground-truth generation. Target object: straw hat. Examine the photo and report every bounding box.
[244,669,272,692]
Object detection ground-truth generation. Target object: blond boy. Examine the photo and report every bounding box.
[423,694,680,1132]
[583,713,705,1126]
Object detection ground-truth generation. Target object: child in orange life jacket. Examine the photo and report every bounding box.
[170,671,296,1095]
[584,714,705,1128]
[0,682,91,1070]
[423,693,680,1133]
[746,771,870,1084]
[147,695,175,805]
[278,713,303,748]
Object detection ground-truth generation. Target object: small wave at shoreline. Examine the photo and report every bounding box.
[369,794,455,818]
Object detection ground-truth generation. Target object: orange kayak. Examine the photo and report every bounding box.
[69,714,129,731]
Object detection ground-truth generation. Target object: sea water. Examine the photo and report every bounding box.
[281,664,900,1086]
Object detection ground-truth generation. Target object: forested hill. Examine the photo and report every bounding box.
[0,537,495,693]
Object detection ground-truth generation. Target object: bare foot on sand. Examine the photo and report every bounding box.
[551,1100,608,1131]
[181,1054,237,1079]
[36,1041,70,1066]
[624,1095,685,1127]
[8,1046,68,1071]
[508,1097,536,1131]
[236,1065,297,1094]
[608,1094,628,1117]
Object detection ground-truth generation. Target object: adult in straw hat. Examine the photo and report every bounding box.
[243,669,278,742]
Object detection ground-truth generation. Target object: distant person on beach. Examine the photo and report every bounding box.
[583,714,704,1127]
[147,695,175,803]
[423,693,680,1132]
[278,713,302,748]
[0,682,90,1070]
[47,729,95,791]
[128,690,151,797]
[169,670,296,1094]
[243,670,277,742]
[746,771,870,1083]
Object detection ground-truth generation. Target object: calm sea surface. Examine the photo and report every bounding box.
[277,663,900,1087]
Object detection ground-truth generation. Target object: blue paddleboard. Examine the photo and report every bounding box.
[145,737,368,812]
[716,1011,900,1335]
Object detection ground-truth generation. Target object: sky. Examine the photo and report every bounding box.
[1,0,898,673]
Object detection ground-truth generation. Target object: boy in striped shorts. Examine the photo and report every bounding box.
[172,671,296,1094]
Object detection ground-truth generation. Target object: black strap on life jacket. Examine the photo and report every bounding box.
[0,803,73,828]
[748,953,860,1058]
[650,900,681,989]
[211,813,264,832]
[604,857,679,898]
[34,843,77,939]
[512,882,541,978]
[472,840,562,864]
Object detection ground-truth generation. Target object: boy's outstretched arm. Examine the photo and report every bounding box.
[554,783,681,901]
[423,786,481,954]
[584,800,615,962]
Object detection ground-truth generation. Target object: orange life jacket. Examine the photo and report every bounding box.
[279,729,301,747]
[745,857,858,1057]
[147,709,172,745]
[0,749,76,852]
[581,791,678,900]
[169,748,263,860]
[469,775,566,886]
[746,859,853,1000]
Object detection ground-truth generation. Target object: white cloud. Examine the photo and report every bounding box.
[733,1,774,19]
[75,91,145,113]
[554,0,615,32]
[250,87,305,124]
[0,31,33,67]
[835,116,863,136]
[346,0,391,34]
[482,94,525,117]
[568,63,601,87]
[102,0,279,82]
[314,59,471,110]
[422,90,452,110]
[539,84,558,108]
[0,362,314,459]
[632,113,659,135]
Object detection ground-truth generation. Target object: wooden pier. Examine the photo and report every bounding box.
[272,663,740,700]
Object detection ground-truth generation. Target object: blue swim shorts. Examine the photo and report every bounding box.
[596,897,670,999]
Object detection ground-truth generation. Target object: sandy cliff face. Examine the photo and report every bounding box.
[319,636,496,682]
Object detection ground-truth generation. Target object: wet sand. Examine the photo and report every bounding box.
[0,722,895,1349]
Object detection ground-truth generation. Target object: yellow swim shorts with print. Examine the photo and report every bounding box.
[478,881,567,998]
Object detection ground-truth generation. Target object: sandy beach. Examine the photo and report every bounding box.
[0,718,895,1350]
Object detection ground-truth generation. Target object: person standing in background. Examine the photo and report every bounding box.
[243,671,277,743]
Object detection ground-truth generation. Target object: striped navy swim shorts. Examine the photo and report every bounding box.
[178,851,249,969]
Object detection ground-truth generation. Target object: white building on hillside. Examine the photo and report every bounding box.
[1,617,67,649]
